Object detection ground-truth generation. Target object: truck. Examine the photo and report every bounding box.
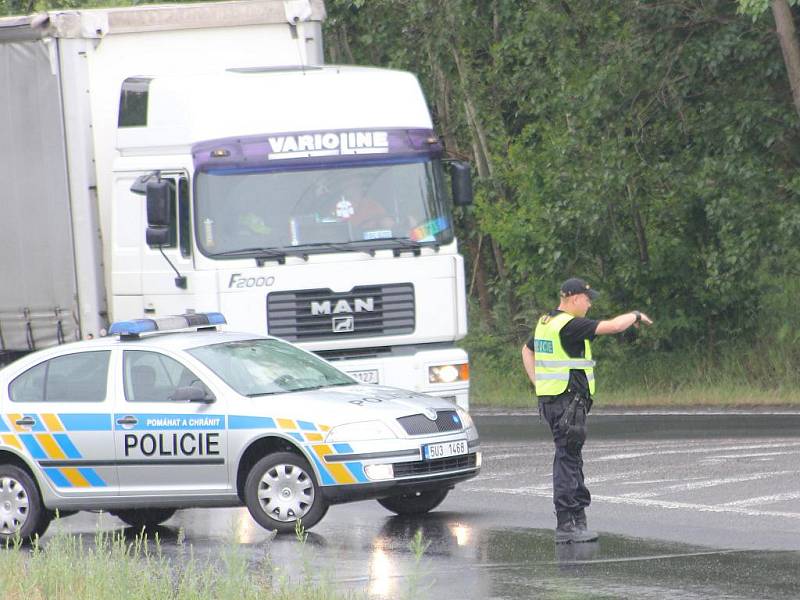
[0,0,474,409]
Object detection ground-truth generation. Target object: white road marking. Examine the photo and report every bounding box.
[721,491,800,507]
[481,486,800,519]
[593,441,800,461]
[616,471,793,499]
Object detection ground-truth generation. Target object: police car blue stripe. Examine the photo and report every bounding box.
[297,420,316,431]
[19,434,47,459]
[344,462,368,483]
[333,443,354,453]
[310,454,335,485]
[27,415,46,433]
[77,468,106,487]
[0,417,9,432]
[228,416,276,429]
[43,468,71,488]
[288,432,305,443]
[59,414,111,431]
[53,434,82,459]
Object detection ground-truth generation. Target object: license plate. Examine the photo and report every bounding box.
[347,369,379,384]
[423,439,468,460]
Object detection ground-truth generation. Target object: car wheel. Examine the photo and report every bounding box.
[377,489,449,516]
[0,465,49,543]
[113,508,177,530]
[244,452,328,534]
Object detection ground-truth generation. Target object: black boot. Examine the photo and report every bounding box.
[555,510,576,544]
[572,508,598,542]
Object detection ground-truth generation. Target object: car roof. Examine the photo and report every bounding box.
[6,330,272,364]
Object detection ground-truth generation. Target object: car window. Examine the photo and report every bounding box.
[123,350,211,402]
[9,351,111,403]
[187,338,354,396]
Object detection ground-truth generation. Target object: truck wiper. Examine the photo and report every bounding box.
[209,247,287,265]
[284,242,373,260]
[348,237,433,256]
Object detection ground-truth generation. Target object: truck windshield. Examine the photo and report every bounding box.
[188,338,355,396]
[194,160,453,257]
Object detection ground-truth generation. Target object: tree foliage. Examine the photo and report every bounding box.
[327,0,800,358]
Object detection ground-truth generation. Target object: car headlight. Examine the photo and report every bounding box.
[325,420,397,442]
[428,363,469,384]
[456,407,474,430]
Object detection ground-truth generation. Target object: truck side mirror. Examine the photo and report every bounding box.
[450,161,473,206]
[146,227,170,246]
[146,180,172,227]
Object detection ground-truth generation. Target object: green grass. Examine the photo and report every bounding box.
[0,519,365,600]
[465,336,800,409]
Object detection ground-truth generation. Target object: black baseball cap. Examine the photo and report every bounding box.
[560,278,599,300]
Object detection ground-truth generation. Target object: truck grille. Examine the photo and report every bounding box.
[393,453,477,477]
[397,411,462,435]
[267,284,415,342]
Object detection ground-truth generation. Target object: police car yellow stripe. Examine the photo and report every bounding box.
[277,418,296,430]
[59,467,92,488]
[311,444,356,484]
[2,435,22,450]
[7,413,25,432]
[304,433,324,442]
[41,413,64,432]
[36,434,67,459]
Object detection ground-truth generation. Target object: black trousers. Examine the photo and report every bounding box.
[540,393,591,513]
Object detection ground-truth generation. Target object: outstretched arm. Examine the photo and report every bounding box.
[595,311,653,335]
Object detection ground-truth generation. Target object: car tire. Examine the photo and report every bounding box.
[377,489,449,516]
[244,452,328,534]
[0,464,49,543]
[113,508,177,530]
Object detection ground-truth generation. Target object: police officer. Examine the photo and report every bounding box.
[521,278,653,543]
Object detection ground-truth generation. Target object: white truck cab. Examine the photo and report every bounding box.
[114,66,474,408]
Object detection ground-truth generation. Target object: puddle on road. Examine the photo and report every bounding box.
[42,509,798,600]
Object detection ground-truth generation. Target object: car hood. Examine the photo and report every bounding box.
[240,384,459,427]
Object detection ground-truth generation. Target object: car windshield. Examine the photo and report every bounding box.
[194,160,453,257]
[186,338,355,396]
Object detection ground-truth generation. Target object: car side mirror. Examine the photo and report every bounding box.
[170,386,214,403]
[449,161,473,206]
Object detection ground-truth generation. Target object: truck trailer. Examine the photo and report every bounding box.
[0,0,473,408]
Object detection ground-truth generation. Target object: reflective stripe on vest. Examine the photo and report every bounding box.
[532,312,595,396]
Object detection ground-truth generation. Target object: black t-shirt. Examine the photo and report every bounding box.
[526,310,599,397]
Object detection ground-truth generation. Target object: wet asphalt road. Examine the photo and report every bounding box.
[43,409,800,599]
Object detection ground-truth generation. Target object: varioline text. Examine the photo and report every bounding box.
[268,131,389,160]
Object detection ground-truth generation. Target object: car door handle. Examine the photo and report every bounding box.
[15,416,35,427]
[116,416,138,426]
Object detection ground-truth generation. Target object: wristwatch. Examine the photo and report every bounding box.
[633,310,641,324]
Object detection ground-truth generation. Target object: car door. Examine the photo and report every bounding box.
[3,349,118,496]
[114,349,228,495]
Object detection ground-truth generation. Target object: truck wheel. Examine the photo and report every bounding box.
[377,489,449,516]
[244,452,328,534]
[113,508,177,530]
[0,465,49,543]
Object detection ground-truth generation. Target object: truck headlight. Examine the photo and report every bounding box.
[325,420,396,442]
[428,363,469,384]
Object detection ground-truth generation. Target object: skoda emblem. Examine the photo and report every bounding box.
[424,408,437,421]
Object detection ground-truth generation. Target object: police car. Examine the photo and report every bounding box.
[0,313,480,540]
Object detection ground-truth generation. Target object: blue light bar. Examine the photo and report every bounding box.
[108,312,227,337]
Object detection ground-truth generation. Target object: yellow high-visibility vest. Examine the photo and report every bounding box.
[533,312,595,396]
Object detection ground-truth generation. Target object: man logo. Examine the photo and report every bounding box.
[332,316,355,333]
